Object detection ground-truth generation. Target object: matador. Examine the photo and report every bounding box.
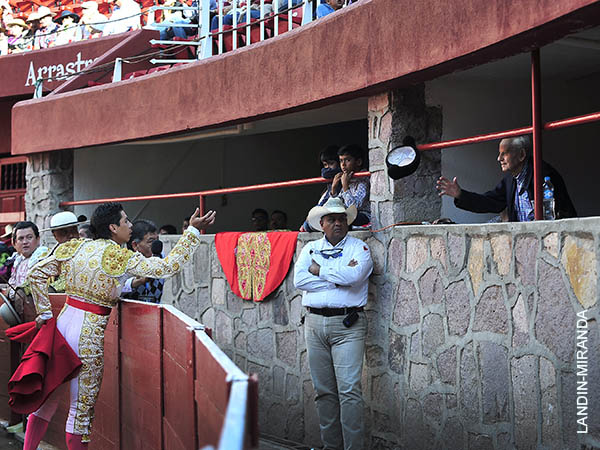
[23,202,216,449]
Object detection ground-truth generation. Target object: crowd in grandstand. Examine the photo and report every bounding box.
[0,0,353,55]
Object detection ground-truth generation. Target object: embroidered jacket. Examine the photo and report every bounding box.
[28,228,201,319]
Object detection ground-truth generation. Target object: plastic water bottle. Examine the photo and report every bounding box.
[543,176,555,220]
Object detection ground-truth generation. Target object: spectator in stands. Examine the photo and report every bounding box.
[6,18,32,53]
[32,6,59,49]
[436,135,577,221]
[275,0,302,12]
[6,221,49,300]
[300,145,341,232]
[79,223,94,238]
[251,208,269,232]
[182,216,190,233]
[0,225,15,281]
[210,0,261,30]
[270,210,288,230]
[54,10,82,46]
[159,224,177,234]
[122,219,165,303]
[0,0,11,53]
[80,1,108,39]
[316,0,343,18]
[155,0,215,40]
[0,28,7,56]
[0,0,12,30]
[103,0,141,35]
[331,144,370,226]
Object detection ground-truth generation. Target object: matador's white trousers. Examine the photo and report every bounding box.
[31,302,110,443]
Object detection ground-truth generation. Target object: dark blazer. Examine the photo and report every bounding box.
[455,158,577,221]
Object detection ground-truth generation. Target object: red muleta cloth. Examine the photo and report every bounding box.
[215,231,299,302]
[5,321,39,343]
[7,318,82,414]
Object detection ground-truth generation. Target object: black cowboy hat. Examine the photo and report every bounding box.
[54,9,80,23]
[386,136,421,180]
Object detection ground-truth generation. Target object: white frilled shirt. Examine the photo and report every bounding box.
[293,235,373,308]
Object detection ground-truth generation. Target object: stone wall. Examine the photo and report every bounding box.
[368,86,443,228]
[160,217,600,449]
[25,150,74,244]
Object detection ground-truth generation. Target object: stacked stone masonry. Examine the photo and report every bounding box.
[25,150,74,244]
[368,85,443,228]
[161,217,600,450]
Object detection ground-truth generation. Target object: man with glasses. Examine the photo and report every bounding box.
[294,197,373,450]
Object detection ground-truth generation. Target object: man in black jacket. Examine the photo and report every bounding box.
[436,136,576,221]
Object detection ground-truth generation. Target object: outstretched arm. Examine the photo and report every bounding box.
[125,208,216,279]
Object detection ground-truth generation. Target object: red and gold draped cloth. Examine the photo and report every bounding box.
[215,231,299,302]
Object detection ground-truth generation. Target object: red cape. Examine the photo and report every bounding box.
[7,319,82,414]
[215,231,298,302]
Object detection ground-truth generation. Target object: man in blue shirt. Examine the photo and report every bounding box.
[317,0,343,18]
[294,197,373,450]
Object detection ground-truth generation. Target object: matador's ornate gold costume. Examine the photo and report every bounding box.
[26,228,201,443]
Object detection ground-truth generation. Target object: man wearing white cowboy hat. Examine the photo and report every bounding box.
[79,1,107,39]
[42,211,89,293]
[294,197,373,450]
[32,5,58,49]
[43,211,88,245]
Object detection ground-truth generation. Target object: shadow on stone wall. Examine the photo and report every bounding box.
[161,217,599,450]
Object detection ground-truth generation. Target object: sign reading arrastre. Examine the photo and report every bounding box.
[0,34,128,99]
[24,52,95,87]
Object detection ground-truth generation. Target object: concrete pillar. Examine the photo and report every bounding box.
[368,84,442,228]
[25,150,73,244]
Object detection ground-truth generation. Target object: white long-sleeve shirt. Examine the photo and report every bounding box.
[293,235,372,308]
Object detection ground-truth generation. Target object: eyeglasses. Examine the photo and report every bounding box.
[316,248,343,259]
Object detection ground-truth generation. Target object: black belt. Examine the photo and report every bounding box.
[307,306,363,317]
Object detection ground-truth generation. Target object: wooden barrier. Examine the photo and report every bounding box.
[0,294,258,449]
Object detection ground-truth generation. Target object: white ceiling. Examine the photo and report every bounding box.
[442,26,600,82]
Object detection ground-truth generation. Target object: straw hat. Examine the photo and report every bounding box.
[5,18,29,28]
[36,6,55,18]
[81,1,99,11]
[41,211,89,232]
[1,224,13,239]
[0,293,21,327]
[306,197,357,232]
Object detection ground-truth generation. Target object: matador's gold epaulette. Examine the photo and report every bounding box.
[55,238,87,261]
[101,243,135,277]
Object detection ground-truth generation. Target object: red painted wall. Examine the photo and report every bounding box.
[0,100,20,155]
[10,0,600,155]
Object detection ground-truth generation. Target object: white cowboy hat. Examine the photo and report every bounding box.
[306,197,357,232]
[0,293,21,327]
[1,224,13,239]
[81,1,99,10]
[41,211,89,232]
[36,6,55,18]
